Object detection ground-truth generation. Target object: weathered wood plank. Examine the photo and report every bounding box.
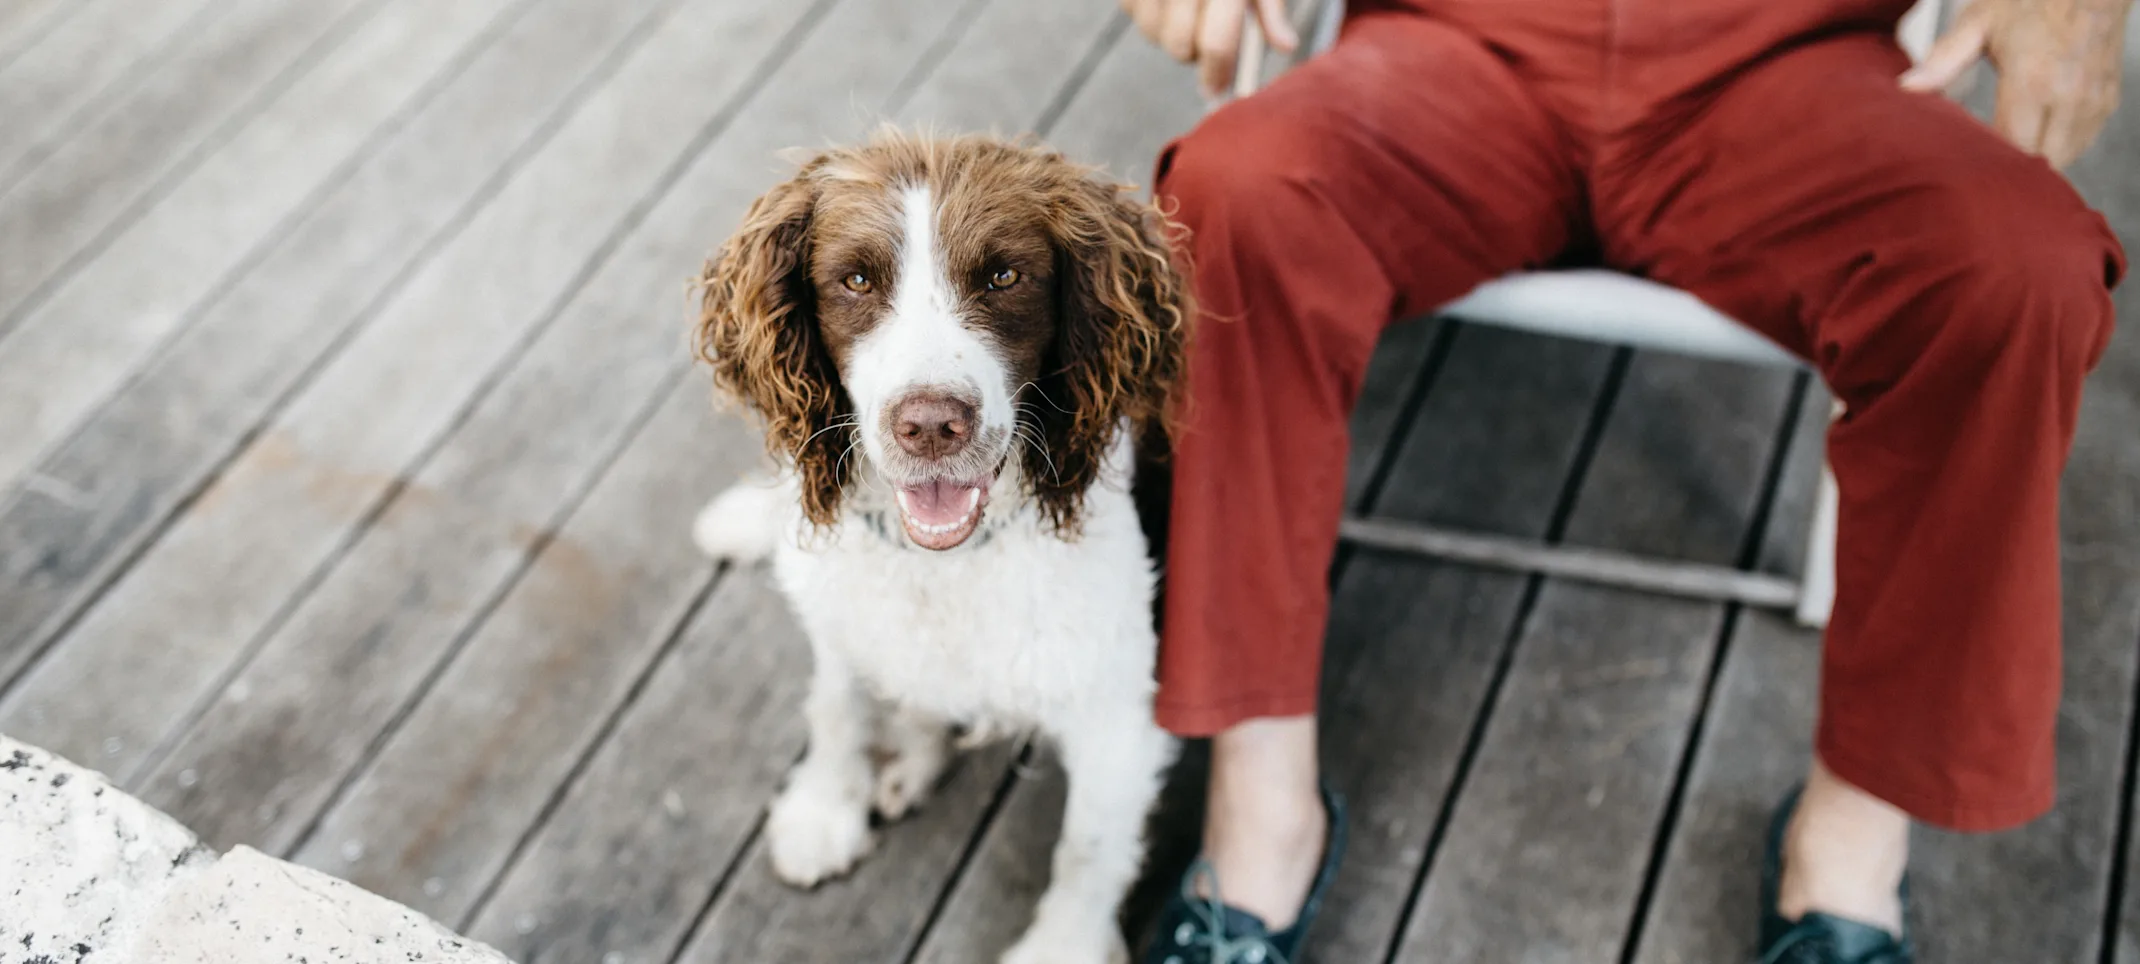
[0,0,377,328]
[0,0,79,70]
[890,0,1120,134]
[0,0,533,488]
[2108,285,2140,964]
[1044,30,1206,190]
[270,0,986,925]
[0,0,797,776]
[2106,50,2140,964]
[0,0,219,180]
[1292,328,1620,964]
[275,385,756,923]
[458,2,1132,958]
[1345,320,1447,507]
[0,0,687,691]
[125,0,786,857]
[678,743,1023,964]
[910,749,1074,964]
[1625,384,1827,964]
[460,566,811,963]
[1391,352,1794,962]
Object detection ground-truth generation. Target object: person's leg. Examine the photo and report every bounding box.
[1149,5,1585,933]
[1600,27,2123,937]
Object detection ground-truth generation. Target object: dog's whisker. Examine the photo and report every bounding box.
[834,433,866,481]
[1014,380,1076,416]
[802,417,862,450]
[1012,423,1061,483]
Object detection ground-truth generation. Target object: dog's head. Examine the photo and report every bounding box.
[695,131,1190,550]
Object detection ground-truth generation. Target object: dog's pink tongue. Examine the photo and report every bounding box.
[899,479,979,527]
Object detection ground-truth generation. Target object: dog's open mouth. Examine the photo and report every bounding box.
[895,477,991,550]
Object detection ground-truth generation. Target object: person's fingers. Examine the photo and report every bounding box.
[1899,8,1990,91]
[1254,0,1297,52]
[2040,101,2086,168]
[1995,80,2052,157]
[1196,0,1247,98]
[1159,0,1203,62]
[1128,0,1166,48]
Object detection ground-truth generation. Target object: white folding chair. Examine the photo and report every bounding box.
[1227,0,1946,628]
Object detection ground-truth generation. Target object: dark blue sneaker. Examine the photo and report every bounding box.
[1756,786,1913,964]
[1143,786,1347,964]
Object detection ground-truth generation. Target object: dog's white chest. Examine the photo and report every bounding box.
[771,494,1159,729]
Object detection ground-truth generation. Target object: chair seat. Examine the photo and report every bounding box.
[1439,269,1807,371]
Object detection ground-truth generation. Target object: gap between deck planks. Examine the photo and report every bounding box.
[0,0,804,779]
[0,0,221,181]
[0,0,88,80]
[0,0,719,767]
[0,0,693,690]
[0,0,385,333]
[0,0,541,490]
[2107,48,2140,963]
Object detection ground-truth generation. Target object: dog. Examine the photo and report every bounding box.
[688,130,1191,964]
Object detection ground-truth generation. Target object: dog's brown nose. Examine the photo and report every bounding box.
[892,392,977,460]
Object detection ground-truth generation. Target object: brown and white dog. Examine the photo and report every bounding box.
[689,130,1190,963]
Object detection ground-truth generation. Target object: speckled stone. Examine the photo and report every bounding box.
[0,737,516,964]
[0,737,211,964]
[134,847,512,964]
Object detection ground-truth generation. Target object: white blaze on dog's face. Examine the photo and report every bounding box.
[811,175,1061,550]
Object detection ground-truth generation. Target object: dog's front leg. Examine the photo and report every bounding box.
[1002,709,1176,964]
[767,643,876,888]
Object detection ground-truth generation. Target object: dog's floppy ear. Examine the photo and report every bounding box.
[1028,161,1193,536]
[695,161,851,527]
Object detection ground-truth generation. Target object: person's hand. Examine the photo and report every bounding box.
[1901,0,2132,168]
[1123,0,1298,99]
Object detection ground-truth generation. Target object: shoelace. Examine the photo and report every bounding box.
[1160,862,1292,964]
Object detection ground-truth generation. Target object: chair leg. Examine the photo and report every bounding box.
[1795,458,1839,629]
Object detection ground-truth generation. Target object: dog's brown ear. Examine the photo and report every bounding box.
[1028,161,1193,536]
[695,164,851,527]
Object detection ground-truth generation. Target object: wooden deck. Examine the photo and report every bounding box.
[1,1,2136,960]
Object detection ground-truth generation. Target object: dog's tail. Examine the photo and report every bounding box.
[693,477,785,563]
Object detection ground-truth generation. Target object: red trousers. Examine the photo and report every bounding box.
[1149,0,2124,831]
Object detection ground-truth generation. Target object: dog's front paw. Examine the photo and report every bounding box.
[766,784,873,888]
[998,924,1129,964]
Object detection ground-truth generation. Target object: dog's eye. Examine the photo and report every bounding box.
[842,273,873,294]
[987,267,1021,291]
